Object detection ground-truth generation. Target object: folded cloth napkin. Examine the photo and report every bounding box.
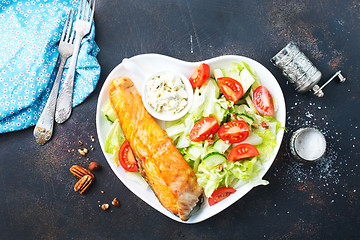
[0,0,101,133]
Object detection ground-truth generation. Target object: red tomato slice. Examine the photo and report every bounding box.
[119,140,139,172]
[253,86,274,116]
[218,120,249,143]
[189,63,210,88]
[208,187,236,206]
[228,143,259,161]
[190,116,219,142]
[217,77,243,102]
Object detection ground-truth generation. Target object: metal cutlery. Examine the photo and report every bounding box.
[33,8,75,145]
[55,0,96,124]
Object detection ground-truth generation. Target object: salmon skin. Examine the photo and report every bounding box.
[109,77,203,221]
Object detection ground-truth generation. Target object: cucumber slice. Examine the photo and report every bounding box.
[165,123,185,138]
[242,61,262,90]
[186,143,205,160]
[239,68,255,94]
[239,87,251,101]
[203,152,227,169]
[200,78,220,98]
[212,138,231,154]
[212,78,221,99]
[238,113,254,125]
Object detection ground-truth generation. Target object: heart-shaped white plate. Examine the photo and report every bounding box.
[96,54,286,224]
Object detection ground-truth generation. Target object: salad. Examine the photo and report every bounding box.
[102,61,282,206]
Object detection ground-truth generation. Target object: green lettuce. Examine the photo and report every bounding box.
[104,119,125,167]
[255,130,277,161]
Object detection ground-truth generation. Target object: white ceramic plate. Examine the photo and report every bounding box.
[96,54,286,224]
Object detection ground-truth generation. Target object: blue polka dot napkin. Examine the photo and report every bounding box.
[0,0,101,133]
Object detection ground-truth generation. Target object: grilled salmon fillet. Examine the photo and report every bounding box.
[109,77,203,221]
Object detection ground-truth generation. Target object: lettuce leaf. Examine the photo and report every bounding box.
[255,130,277,161]
[196,156,267,197]
[104,119,125,167]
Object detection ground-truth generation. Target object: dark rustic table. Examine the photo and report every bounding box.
[1,0,359,239]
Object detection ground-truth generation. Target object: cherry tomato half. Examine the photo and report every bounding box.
[217,77,243,102]
[208,187,236,206]
[228,143,259,161]
[253,86,274,116]
[119,140,139,172]
[218,120,249,143]
[189,63,210,88]
[190,116,219,142]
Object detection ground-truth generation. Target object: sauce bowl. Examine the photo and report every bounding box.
[122,58,193,121]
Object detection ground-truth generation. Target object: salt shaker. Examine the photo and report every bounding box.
[288,127,327,162]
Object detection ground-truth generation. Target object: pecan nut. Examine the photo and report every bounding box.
[70,165,94,179]
[74,175,93,194]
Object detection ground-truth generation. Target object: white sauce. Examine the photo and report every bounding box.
[146,72,188,115]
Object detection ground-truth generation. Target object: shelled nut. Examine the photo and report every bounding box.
[101,204,109,210]
[112,198,120,207]
[70,165,94,179]
[88,162,101,171]
[74,175,93,194]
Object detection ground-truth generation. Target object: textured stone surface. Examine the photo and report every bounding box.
[1,0,359,239]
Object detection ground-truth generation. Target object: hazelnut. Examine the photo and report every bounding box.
[112,198,120,207]
[89,162,101,171]
[101,204,109,210]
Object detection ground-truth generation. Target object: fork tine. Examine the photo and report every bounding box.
[69,11,76,44]
[81,0,86,20]
[78,0,83,20]
[65,9,75,43]
[85,0,91,22]
[61,8,72,42]
[90,0,96,25]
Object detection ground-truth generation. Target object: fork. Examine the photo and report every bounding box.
[55,0,96,123]
[33,8,75,145]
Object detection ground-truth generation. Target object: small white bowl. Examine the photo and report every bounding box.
[142,71,193,121]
